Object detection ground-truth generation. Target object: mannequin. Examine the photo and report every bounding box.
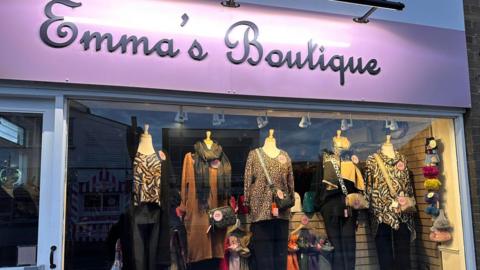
[262,129,281,158]
[204,130,214,149]
[314,131,362,270]
[244,128,294,270]
[137,124,155,155]
[381,135,396,159]
[180,134,232,265]
[365,134,415,270]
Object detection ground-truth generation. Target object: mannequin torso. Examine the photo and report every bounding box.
[204,130,213,150]
[332,130,351,155]
[381,135,396,159]
[137,124,156,155]
[262,129,281,158]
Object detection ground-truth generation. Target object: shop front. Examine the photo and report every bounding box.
[0,0,474,269]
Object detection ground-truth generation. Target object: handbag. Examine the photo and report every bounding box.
[255,149,294,211]
[302,191,316,213]
[374,154,416,213]
[429,230,452,243]
[330,157,369,210]
[208,206,236,230]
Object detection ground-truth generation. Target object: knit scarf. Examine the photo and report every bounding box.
[194,141,231,210]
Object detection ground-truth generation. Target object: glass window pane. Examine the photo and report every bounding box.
[0,113,42,267]
[65,100,459,270]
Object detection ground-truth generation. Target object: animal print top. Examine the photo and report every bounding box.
[365,151,416,241]
[133,152,161,205]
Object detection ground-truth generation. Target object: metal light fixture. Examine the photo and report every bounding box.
[341,118,353,131]
[174,106,188,124]
[331,0,405,24]
[221,0,240,8]
[299,113,312,128]
[332,0,405,10]
[257,113,269,129]
[385,120,398,131]
[212,112,226,126]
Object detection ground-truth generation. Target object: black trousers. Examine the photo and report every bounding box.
[251,219,289,270]
[322,211,357,270]
[375,223,411,270]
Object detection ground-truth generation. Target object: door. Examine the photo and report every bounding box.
[0,96,63,270]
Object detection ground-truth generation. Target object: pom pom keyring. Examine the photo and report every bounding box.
[424,178,442,191]
[424,191,440,204]
[423,166,439,178]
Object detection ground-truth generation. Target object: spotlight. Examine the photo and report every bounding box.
[341,118,353,131]
[221,0,240,8]
[385,120,398,131]
[299,113,312,128]
[331,0,404,24]
[331,0,405,10]
[175,107,188,124]
[257,113,269,129]
[212,113,226,126]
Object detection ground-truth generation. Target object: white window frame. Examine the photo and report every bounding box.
[0,96,67,270]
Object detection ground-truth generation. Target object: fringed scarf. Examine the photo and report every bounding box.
[194,141,231,210]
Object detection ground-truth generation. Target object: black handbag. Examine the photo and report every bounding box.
[208,206,236,230]
[255,149,294,211]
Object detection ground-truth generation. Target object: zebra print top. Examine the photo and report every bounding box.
[133,152,162,205]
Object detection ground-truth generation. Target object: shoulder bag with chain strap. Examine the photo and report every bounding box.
[373,154,416,213]
[255,149,293,211]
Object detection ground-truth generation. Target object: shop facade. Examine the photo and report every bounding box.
[0,0,475,269]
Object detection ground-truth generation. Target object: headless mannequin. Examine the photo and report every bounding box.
[137,124,156,155]
[381,135,396,159]
[204,130,214,150]
[321,130,357,270]
[262,129,281,158]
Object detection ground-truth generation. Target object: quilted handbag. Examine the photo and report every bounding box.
[208,206,236,230]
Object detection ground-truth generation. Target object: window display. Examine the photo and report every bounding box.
[64,100,458,270]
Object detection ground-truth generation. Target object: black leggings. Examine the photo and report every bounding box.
[375,223,411,270]
[322,212,357,270]
[251,219,289,270]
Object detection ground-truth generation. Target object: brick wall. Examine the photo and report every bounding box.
[463,0,480,268]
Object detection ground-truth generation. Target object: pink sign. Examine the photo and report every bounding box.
[0,0,471,107]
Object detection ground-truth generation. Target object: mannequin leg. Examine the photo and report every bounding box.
[340,212,357,270]
[323,214,345,270]
[251,220,275,269]
[393,223,411,270]
[375,223,394,270]
[273,219,289,270]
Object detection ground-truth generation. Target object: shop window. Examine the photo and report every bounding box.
[64,100,459,270]
[0,113,42,267]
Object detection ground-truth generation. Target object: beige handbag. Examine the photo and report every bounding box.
[374,154,416,213]
[345,193,369,210]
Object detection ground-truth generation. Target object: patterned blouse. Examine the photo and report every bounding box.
[365,151,416,241]
[133,152,162,205]
[244,148,295,223]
